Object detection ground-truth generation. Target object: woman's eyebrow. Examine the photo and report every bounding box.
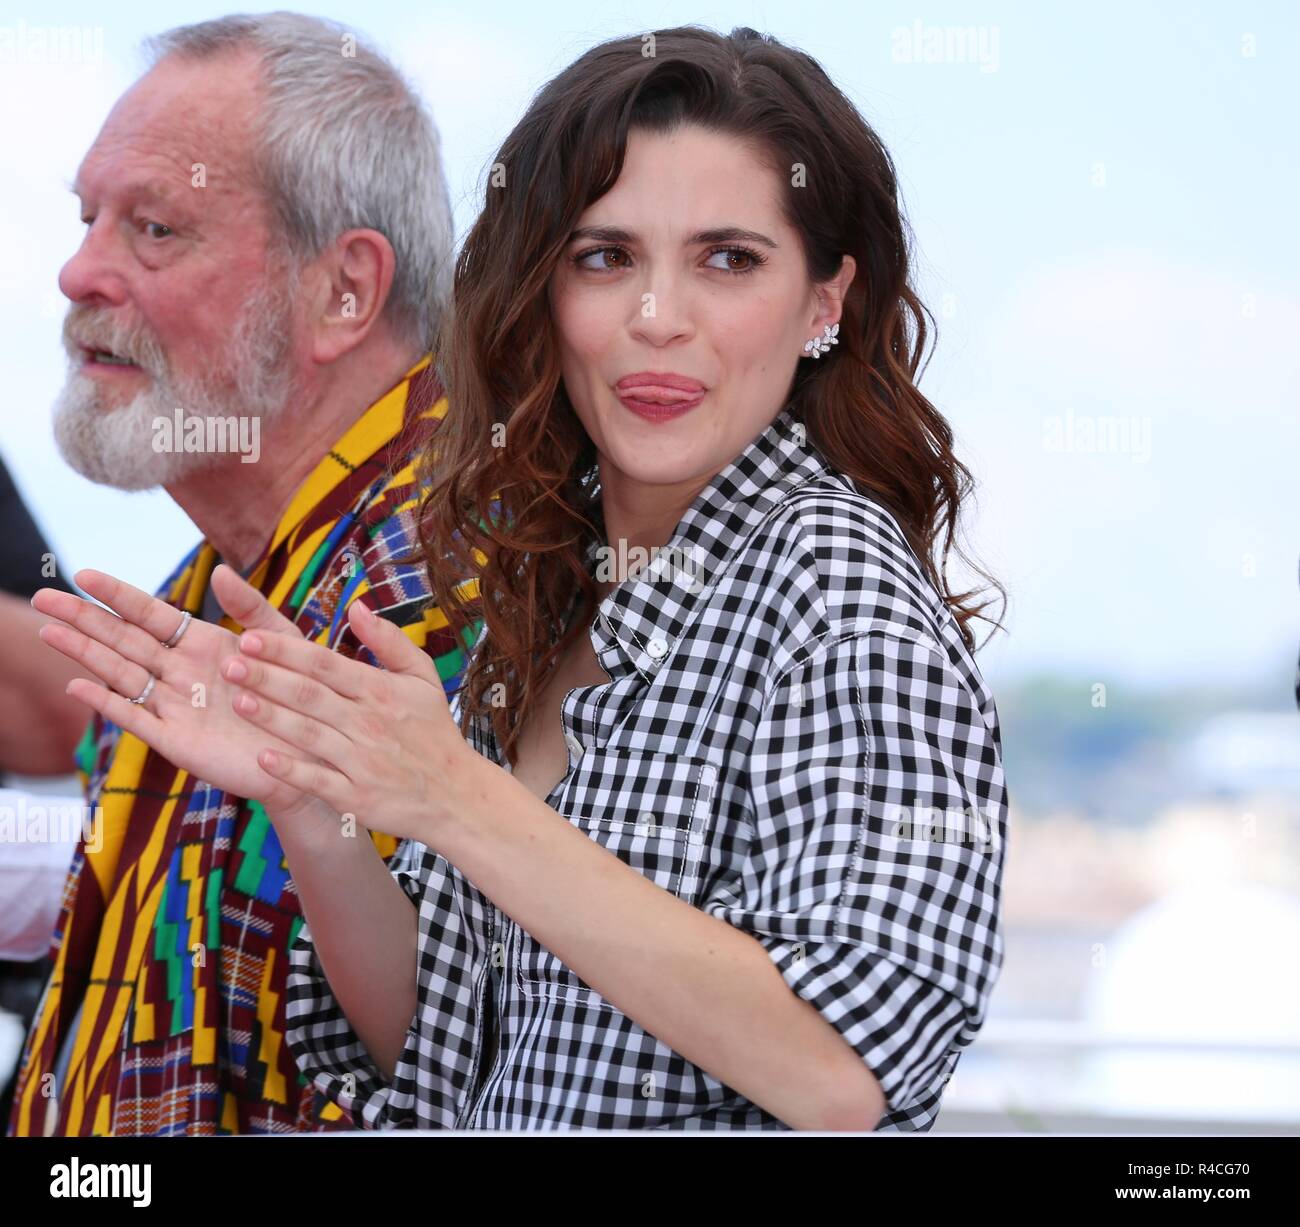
[568,224,778,249]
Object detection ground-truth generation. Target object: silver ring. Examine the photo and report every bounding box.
[129,674,156,706]
[161,610,191,649]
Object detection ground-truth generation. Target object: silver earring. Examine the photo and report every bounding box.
[803,322,839,358]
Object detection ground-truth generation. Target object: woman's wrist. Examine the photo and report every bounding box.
[267,794,373,863]
[419,738,501,856]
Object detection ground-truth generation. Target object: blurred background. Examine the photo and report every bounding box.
[0,0,1296,1132]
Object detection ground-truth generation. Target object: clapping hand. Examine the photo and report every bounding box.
[33,566,327,822]
[220,593,482,847]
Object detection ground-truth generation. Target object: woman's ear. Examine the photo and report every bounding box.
[808,254,858,336]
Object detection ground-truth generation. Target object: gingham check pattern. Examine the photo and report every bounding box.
[284,403,1009,1131]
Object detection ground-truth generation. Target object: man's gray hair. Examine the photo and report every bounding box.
[143,11,453,351]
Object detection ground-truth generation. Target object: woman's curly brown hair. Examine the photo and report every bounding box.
[406,24,1007,766]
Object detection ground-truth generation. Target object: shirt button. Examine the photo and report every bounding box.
[646,638,668,661]
[564,733,584,760]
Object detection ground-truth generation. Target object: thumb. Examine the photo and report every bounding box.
[346,599,439,683]
[210,563,304,638]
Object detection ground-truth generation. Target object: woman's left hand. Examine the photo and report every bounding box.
[223,599,484,846]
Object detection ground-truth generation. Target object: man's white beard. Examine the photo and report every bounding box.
[52,271,300,491]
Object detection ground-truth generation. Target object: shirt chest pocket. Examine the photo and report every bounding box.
[513,749,718,1004]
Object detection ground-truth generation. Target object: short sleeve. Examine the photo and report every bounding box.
[284,837,428,1130]
[700,627,1007,1129]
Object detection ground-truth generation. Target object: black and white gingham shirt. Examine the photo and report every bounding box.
[284,404,1009,1131]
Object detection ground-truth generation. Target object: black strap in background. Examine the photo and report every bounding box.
[0,453,75,600]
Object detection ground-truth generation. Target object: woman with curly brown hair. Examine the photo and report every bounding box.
[39,25,1009,1131]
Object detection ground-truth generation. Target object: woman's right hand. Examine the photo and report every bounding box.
[32,564,328,824]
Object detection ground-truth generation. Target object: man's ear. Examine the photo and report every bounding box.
[309,228,398,364]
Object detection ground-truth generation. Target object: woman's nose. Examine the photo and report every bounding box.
[628,284,696,345]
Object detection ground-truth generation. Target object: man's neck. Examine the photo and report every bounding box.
[164,342,423,571]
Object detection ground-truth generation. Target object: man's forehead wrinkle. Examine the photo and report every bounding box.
[76,119,255,205]
[78,136,193,184]
[78,57,261,194]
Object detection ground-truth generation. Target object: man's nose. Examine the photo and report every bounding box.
[58,222,128,307]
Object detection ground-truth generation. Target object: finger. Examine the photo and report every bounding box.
[74,569,190,649]
[227,676,355,766]
[32,587,166,677]
[65,676,168,747]
[237,626,369,701]
[210,564,303,638]
[39,621,157,703]
[258,746,353,815]
[223,651,356,741]
[347,601,440,683]
[35,625,116,690]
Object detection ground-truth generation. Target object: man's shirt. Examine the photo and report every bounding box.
[284,403,1009,1131]
[8,356,479,1135]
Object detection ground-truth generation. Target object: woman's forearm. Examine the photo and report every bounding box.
[272,802,420,1080]
[434,759,887,1131]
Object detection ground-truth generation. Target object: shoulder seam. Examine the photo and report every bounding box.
[760,621,947,709]
[746,483,948,634]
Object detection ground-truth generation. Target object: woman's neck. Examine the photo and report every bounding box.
[596,468,714,587]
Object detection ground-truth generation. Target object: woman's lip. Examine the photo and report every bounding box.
[617,389,705,418]
[616,386,701,405]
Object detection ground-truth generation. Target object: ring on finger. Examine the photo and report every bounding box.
[161,610,191,649]
[129,673,156,706]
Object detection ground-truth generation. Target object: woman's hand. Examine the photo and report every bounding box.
[32,565,328,821]
[223,599,482,847]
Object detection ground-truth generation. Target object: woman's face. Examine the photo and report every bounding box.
[548,122,855,515]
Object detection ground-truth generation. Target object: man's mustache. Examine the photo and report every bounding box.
[61,304,166,376]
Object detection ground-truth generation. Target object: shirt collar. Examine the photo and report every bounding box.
[587,402,834,680]
[173,355,439,617]
[260,354,435,563]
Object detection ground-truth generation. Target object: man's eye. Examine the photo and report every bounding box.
[143,221,173,240]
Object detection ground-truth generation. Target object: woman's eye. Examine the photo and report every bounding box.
[704,246,762,273]
[575,246,628,271]
[143,221,173,240]
[573,245,764,273]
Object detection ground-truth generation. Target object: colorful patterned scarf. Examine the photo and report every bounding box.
[8,356,479,1135]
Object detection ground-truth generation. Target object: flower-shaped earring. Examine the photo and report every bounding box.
[803,322,839,358]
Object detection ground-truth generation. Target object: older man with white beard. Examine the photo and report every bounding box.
[6,12,470,1136]
[53,270,298,485]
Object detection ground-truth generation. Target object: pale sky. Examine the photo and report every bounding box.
[1,0,1296,691]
